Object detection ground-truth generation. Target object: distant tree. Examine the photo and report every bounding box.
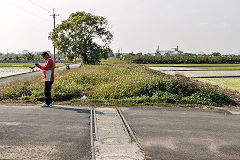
[108,50,115,57]
[24,52,34,61]
[49,11,113,64]
[128,53,135,56]
[146,53,153,56]
[116,53,121,58]
[15,56,20,61]
[183,53,197,56]
[65,54,75,63]
[211,52,221,56]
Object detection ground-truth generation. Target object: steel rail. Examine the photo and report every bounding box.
[116,108,132,142]
[90,109,95,160]
[93,109,98,141]
[117,108,143,150]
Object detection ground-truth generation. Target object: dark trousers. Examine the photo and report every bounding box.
[44,81,53,105]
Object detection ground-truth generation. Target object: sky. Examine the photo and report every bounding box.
[0,0,240,55]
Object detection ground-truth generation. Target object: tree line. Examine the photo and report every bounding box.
[0,52,66,63]
[125,55,240,64]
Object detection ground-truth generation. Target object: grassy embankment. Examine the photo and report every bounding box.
[0,59,234,107]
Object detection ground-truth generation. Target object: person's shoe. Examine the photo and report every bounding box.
[41,103,50,107]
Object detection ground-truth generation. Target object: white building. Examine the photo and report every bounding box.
[155,46,183,56]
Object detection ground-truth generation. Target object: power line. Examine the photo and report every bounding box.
[27,0,52,13]
[27,0,65,22]
[31,0,51,9]
[4,0,51,22]
[28,0,65,20]
[60,15,65,21]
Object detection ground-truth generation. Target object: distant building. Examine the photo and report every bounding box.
[155,45,183,56]
[155,45,161,56]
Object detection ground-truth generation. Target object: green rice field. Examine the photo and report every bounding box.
[0,67,39,78]
[0,63,65,78]
[151,69,240,78]
[147,64,240,92]
[0,63,64,67]
[144,63,240,67]
[148,67,205,71]
[196,78,240,92]
[144,64,240,70]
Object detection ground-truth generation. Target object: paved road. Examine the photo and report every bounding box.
[121,106,240,160]
[0,105,90,160]
[1,105,240,160]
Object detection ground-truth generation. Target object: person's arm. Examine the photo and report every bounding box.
[38,60,52,70]
[35,63,40,68]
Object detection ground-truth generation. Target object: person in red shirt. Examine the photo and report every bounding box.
[35,51,55,107]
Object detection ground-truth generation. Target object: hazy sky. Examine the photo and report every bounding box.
[1,0,240,54]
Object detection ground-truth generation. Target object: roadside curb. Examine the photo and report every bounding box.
[217,107,240,115]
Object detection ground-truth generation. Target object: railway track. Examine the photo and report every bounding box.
[90,108,144,160]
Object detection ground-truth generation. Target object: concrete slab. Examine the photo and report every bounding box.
[0,105,91,160]
[121,106,240,160]
[94,108,144,160]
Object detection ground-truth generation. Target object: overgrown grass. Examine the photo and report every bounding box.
[0,59,234,106]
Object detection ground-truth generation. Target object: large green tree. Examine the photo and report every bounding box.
[49,11,113,64]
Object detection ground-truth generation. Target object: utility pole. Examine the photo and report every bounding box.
[50,8,59,62]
